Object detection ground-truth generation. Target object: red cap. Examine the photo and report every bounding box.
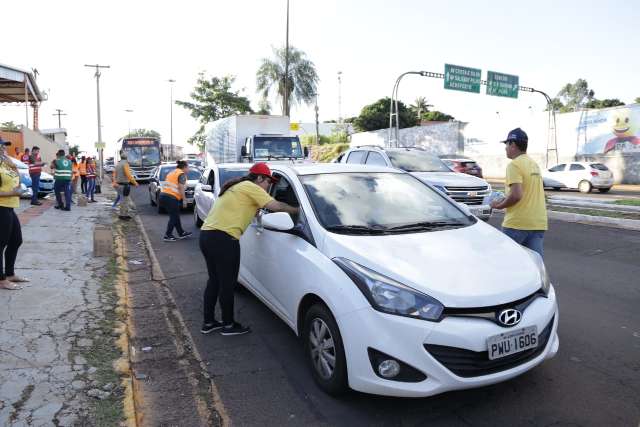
[249,162,278,181]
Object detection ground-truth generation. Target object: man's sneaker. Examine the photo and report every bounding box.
[163,235,177,242]
[118,215,132,221]
[220,322,251,336]
[63,207,71,211]
[177,231,193,240]
[31,201,42,206]
[201,321,224,334]
[54,205,61,210]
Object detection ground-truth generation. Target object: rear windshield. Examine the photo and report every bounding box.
[590,163,609,171]
[461,161,477,167]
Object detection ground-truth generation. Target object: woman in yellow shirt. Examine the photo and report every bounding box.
[0,139,28,290]
[200,163,298,336]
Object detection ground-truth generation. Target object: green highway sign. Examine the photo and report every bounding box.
[486,71,519,98]
[444,64,481,93]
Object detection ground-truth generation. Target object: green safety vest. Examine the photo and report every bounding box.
[54,158,73,181]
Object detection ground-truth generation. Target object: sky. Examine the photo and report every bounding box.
[2,0,639,157]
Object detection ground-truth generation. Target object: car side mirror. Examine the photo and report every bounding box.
[457,202,472,217]
[261,212,294,231]
[201,184,213,192]
[241,146,248,157]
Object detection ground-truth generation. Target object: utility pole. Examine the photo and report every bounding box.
[52,109,67,128]
[124,109,134,136]
[84,64,110,181]
[337,71,343,123]
[283,0,290,117]
[168,79,175,161]
[315,94,320,145]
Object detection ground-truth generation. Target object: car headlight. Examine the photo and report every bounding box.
[333,258,444,321]
[524,248,550,295]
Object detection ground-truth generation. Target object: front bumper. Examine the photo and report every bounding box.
[38,180,54,193]
[337,286,558,397]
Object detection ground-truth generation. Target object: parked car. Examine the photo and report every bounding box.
[37,171,55,196]
[9,157,33,199]
[339,146,493,220]
[235,163,558,397]
[186,159,204,170]
[193,163,250,227]
[440,156,483,178]
[543,162,614,193]
[148,164,202,213]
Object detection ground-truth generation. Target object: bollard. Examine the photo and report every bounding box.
[93,225,113,257]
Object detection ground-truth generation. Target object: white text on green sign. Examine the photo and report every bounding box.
[444,64,481,94]
[486,71,519,99]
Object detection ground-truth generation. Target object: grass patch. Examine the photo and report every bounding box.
[611,199,640,207]
[550,206,640,220]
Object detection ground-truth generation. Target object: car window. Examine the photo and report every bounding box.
[159,167,173,180]
[218,168,248,188]
[200,169,210,185]
[187,170,202,180]
[548,164,566,172]
[386,151,451,172]
[269,174,300,224]
[365,152,387,166]
[590,163,609,171]
[569,164,585,171]
[346,151,366,164]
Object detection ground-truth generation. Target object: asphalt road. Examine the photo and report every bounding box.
[130,185,640,427]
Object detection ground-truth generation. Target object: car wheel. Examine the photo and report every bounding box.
[194,203,203,228]
[303,304,348,395]
[150,190,156,206]
[598,187,611,193]
[578,180,592,193]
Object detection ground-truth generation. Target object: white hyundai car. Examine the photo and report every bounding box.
[543,162,614,193]
[238,163,559,397]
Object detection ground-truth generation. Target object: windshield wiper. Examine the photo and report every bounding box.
[387,221,467,231]
[325,224,389,235]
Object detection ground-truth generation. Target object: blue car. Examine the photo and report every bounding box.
[9,157,34,199]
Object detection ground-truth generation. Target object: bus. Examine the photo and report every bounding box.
[119,137,162,181]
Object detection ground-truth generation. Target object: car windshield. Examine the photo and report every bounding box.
[253,137,303,159]
[590,163,609,171]
[300,172,473,233]
[219,168,248,187]
[159,168,201,181]
[387,151,451,172]
[123,146,160,167]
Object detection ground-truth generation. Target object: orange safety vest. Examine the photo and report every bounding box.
[72,163,80,178]
[78,162,87,175]
[161,169,184,200]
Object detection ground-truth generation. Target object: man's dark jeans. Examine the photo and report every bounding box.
[30,173,40,203]
[54,180,72,209]
[160,193,184,237]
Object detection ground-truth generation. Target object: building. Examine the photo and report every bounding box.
[161,144,184,162]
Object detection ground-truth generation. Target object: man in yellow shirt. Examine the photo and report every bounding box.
[200,162,298,336]
[490,128,548,258]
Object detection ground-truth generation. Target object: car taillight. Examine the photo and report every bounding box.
[590,171,599,177]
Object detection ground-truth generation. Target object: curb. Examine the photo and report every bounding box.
[548,199,640,213]
[548,210,640,232]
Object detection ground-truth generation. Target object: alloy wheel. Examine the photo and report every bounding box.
[309,318,336,380]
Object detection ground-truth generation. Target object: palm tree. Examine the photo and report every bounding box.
[256,46,319,116]
[411,96,432,121]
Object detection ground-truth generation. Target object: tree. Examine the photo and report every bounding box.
[69,145,80,157]
[556,79,594,112]
[124,129,161,139]
[634,97,640,104]
[422,111,454,122]
[0,121,20,132]
[176,74,253,150]
[256,97,271,115]
[410,96,432,120]
[352,98,417,132]
[548,98,565,112]
[256,46,319,116]
[585,99,625,109]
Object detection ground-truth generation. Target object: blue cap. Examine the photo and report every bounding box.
[0,137,11,146]
[501,128,528,144]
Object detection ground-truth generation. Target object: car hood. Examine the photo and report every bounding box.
[410,171,488,188]
[186,179,199,187]
[40,171,53,180]
[321,221,541,308]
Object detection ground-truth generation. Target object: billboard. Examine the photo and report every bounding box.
[577,105,640,155]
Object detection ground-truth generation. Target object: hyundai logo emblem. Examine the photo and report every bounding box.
[497,308,522,327]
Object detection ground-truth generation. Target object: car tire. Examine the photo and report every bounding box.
[150,191,156,206]
[578,180,592,193]
[303,304,348,396]
[598,187,611,193]
[194,203,203,228]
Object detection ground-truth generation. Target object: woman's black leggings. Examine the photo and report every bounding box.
[199,230,240,325]
[0,207,22,281]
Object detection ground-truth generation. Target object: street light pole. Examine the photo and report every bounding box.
[168,79,175,161]
[124,109,134,136]
[283,0,289,117]
[85,64,110,181]
[314,93,320,145]
[338,71,343,123]
[52,109,67,128]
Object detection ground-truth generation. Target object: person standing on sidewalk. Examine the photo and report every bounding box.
[78,156,88,194]
[0,139,28,290]
[28,146,46,206]
[51,150,73,211]
[19,148,30,164]
[490,128,548,258]
[113,152,138,220]
[70,157,80,200]
[160,160,193,242]
[200,163,298,336]
[85,158,97,203]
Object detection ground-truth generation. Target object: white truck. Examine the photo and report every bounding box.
[204,115,309,165]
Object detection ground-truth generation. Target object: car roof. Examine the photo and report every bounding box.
[272,162,402,176]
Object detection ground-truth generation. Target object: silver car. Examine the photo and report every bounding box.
[148,164,202,213]
[193,163,249,227]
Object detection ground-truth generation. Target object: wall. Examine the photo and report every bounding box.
[22,126,65,170]
[0,130,24,158]
[350,122,462,155]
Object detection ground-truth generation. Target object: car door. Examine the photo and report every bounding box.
[345,150,366,164]
[567,163,586,188]
[239,171,317,326]
[544,163,566,187]
[194,168,213,219]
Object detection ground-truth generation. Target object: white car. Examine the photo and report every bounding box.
[543,162,614,193]
[338,146,493,220]
[148,164,202,212]
[193,163,250,227]
[237,163,559,397]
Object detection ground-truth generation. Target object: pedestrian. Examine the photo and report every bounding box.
[0,138,28,290]
[111,172,121,209]
[28,146,46,206]
[70,157,80,199]
[19,148,30,164]
[79,156,87,194]
[199,162,298,336]
[51,149,73,211]
[490,128,548,258]
[85,158,97,202]
[160,160,193,241]
[113,151,138,220]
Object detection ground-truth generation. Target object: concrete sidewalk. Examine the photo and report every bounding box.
[0,193,129,425]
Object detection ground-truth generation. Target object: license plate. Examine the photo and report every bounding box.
[487,326,538,360]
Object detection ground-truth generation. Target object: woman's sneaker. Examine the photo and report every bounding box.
[178,231,193,239]
[220,322,251,336]
[163,235,177,242]
[201,320,224,334]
